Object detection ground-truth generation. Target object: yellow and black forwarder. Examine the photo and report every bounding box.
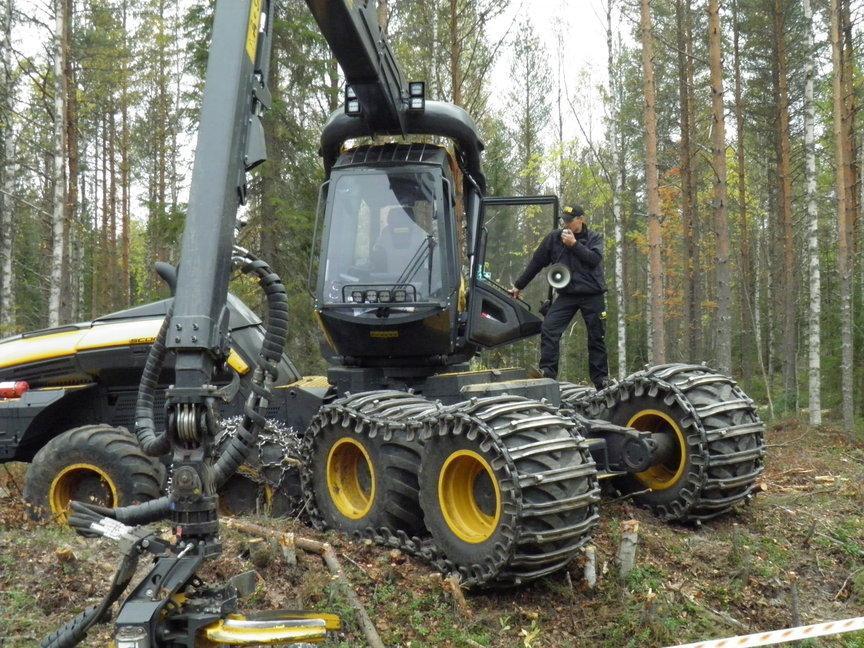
[297,0,766,589]
[35,0,764,644]
[0,263,321,521]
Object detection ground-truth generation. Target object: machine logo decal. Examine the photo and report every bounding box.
[245,0,262,61]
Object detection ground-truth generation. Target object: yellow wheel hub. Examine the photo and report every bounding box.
[627,409,687,491]
[326,438,375,520]
[49,463,118,522]
[438,450,501,544]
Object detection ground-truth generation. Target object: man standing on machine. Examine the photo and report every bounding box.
[509,204,610,389]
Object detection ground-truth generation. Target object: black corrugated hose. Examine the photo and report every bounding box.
[99,250,289,526]
[43,252,290,643]
[133,302,174,457]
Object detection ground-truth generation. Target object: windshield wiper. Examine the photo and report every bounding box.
[394,235,436,289]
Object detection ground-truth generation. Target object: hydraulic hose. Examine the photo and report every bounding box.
[133,301,173,457]
[92,250,289,526]
[213,251,288,484]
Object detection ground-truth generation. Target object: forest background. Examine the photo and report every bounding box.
[0,0,862,436]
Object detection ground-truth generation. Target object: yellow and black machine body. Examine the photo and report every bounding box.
[299,0,766,589]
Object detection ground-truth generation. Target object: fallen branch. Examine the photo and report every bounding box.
[222,518,385,648]
[835,567,864,601]
[676,589,748,632]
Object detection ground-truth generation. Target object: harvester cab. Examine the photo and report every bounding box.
[308,0,562,398]
[313,144,554,368]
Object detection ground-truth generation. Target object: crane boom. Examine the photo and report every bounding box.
[305,0,407,133]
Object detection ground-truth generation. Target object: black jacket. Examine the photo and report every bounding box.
[514,226,606,296]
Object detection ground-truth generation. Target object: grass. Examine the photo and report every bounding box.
[1,420,862,647]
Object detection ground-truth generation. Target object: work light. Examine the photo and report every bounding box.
[345,85,360,115]
[408,81,425,111]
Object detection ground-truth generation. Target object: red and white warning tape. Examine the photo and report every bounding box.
[665,616,864,648]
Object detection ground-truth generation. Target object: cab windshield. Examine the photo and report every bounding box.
[320,170,443,305]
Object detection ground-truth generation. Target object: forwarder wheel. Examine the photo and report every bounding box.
[602,365,765,521]
[215,417,302,517]
[23,425,164,523]
[558,381,596,414]
[419,396,600,587]
[304,392,431,537]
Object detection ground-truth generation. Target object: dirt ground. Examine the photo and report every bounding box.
[1,419,863,647]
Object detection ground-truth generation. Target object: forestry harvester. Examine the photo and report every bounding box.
[38,0,764,644]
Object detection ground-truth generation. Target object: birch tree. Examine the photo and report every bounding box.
[0,0,14,331]
[831,0,854,434]
[48,0,66,327]
[803,0,821,426]
[708,0,731,374]
[640,0,665,363]
[607,0,626,379]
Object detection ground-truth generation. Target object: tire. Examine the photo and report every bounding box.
[302,392,434,537]
[24,425,165,522]
[558,381,596,413]
[593,364,764,521]
[418,396,600,587]
[215,416,303,517]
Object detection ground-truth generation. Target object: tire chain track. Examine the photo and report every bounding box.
[299,390,601,587]
[215,416,304,514]
[561,363,766,522]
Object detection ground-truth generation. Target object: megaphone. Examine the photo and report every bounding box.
[546,263,571,289]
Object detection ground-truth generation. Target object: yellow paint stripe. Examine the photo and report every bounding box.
[0,318,251,376]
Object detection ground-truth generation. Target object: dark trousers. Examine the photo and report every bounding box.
[539,292,609,387]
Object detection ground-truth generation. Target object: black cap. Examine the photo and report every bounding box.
[561,204,584,221]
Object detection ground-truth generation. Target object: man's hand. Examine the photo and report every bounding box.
[508,287,522,300]
[561,229,576,247]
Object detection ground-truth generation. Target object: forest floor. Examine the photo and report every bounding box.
[1,419,863,648]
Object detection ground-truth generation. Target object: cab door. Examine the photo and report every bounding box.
[467,196,559,348]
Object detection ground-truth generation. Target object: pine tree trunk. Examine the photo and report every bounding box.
[0,0,14,331]
[708,0,731,374]
[449,0,461,106]
[109,109,117,311]
[831,0,855,434]
[732,0,750,379]
[773,0,796,410]
[48,0,66,328]
[676,0,697,363]
[841,1,858,261]
[640,0,665,363]
[377,0,389,34]
[608,0,627,379]
[803,0,821,426]
[120,1,130,306]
